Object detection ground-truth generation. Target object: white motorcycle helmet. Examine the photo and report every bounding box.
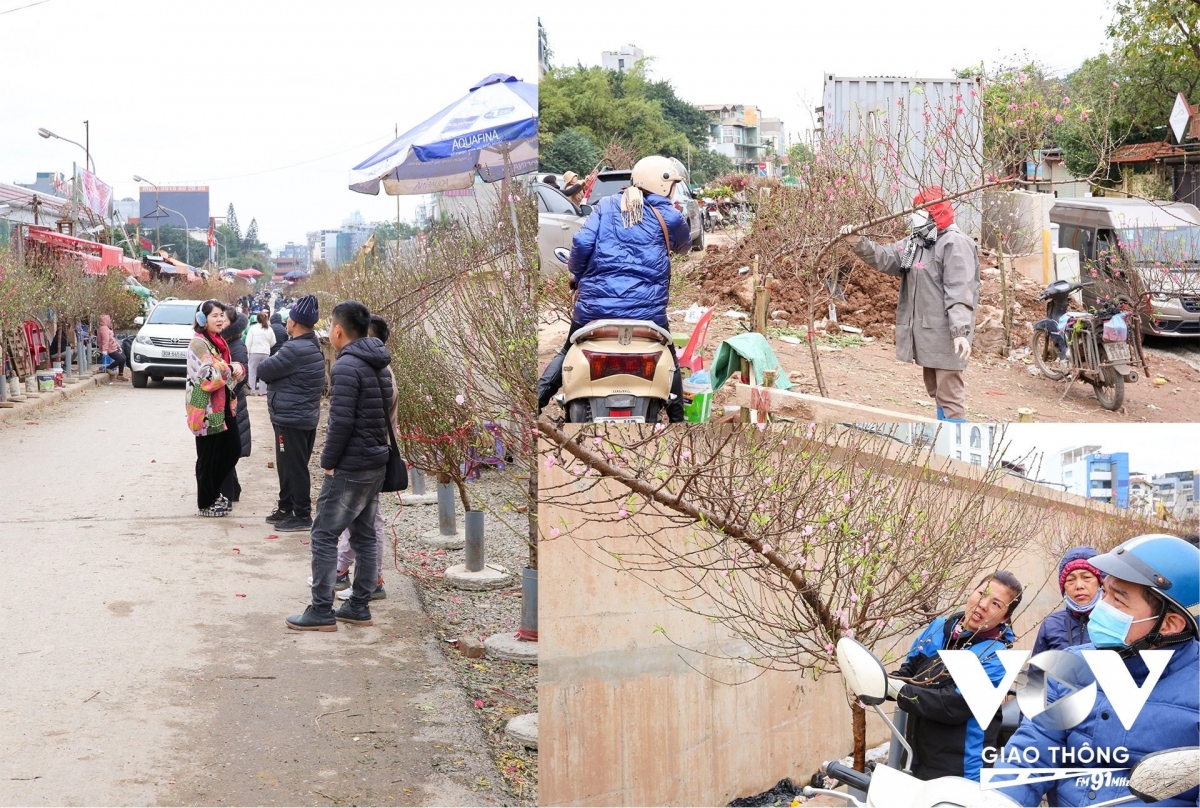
[631,155,685,197]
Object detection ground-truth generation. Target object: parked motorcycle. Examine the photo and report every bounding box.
[801,637,1199,808]
[1030,280,1142,411]
[550,249,678,423]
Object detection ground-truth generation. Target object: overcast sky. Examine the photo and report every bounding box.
[540,1,1114,143]
[0,0,534,250]
[997,424,1200,479]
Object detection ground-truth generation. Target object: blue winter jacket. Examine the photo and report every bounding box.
[892,613,1018,782]
[569,192,691,329]
[1032,607,1092,655]
[994,640,1199,806]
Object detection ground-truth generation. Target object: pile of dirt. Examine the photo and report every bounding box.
[686,241,1046,355]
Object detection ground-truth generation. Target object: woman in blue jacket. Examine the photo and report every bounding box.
[886,570,1024,782]
[1032,546,1104,653]
[537,155,692,422]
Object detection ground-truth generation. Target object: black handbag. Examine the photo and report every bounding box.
[374,369,408,493]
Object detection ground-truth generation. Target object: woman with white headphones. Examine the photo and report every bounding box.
[186,299,246,517]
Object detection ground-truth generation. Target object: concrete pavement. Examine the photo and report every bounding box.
[0,381,503,806]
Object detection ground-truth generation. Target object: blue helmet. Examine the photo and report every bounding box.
[1091,534,1200,638]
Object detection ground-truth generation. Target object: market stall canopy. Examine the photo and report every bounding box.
[237,268,263,277]
[23,228,124,275]
[348,73,537,196]
[282,270,306,280]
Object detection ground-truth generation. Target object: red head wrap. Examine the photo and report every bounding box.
[913,186,955,230]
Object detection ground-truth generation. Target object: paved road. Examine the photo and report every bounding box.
[0,381,501,806]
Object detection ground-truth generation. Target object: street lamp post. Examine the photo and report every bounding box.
[132,175,160,251]
[38,125,95,173]
[158,205,192,266]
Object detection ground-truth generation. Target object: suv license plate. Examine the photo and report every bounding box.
[162,349,186,359]
[1104,342,1131,362]
[594,416,643,423]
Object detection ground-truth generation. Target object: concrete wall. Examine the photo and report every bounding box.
[539,437,1141,807]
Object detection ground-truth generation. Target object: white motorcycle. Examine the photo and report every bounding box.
[800,638,1200,808]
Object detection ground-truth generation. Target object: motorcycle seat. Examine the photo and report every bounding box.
[571,319,672,347]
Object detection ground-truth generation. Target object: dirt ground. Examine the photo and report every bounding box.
[538,229,1200,423]
[0,379,531,807]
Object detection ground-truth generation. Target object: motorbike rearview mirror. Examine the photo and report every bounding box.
[837,637,888,705]
[553,248,570,265]
[1128,747,1200,803]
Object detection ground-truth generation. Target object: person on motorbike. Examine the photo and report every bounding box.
[994,534,1199,807]
[536,154,692,422]
[885,570,1023,782]
[1031,546,1105,653]
[840,187,980,422]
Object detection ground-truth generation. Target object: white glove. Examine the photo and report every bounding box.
[887,677,904,700]
[953,337,972,361]
[839,224,861,244]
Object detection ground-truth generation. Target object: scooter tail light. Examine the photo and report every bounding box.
[582,350,659,381]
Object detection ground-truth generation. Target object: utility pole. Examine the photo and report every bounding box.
[396,123,401,258]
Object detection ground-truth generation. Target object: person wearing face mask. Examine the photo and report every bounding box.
[839,187,980,422]
[1032,546,1105,654]
[883,570,1023,782]
[995,534,1199,807]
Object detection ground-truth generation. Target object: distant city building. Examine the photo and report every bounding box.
[601,44,644,73]
[1055,446,1130,508]
[933,422,998,468]
[15,171,65,196]
[760,117,787,164]
[1152,469,1198,521]
[113,197,138,225]
[538,18,551,77]
[699,104,767,174]
[138,185,209,232]
[1129,473,1156,516]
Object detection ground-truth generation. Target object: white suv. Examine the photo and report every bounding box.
[129,298,203,388]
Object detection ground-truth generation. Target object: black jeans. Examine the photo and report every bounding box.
[309,465,386,613]
[274,424,316,519]
[537,321,685,422]
[195,426,241,510]
[105,350,126,374]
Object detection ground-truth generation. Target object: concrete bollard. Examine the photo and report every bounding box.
[412,467,427,496]
[464,511,485,572]
[437,483,457,536]
[519,566,538,640]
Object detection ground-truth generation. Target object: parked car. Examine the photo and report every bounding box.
[585,168,705,252]
[1050,198,1200,337]
[128,298,203,388]
[537,181,590,276]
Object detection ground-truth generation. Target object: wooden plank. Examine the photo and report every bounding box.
[732,383,938,424]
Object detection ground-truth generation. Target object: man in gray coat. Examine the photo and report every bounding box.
[841,187,979,421]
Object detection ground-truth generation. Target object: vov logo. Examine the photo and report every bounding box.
[939,649,1174,731]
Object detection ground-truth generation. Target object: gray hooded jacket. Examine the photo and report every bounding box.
[852,224,980,371]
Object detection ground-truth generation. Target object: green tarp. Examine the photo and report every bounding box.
[711,332,793,392]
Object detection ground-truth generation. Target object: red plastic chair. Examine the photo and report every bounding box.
[23,321,49,370]
[678,307,714,373]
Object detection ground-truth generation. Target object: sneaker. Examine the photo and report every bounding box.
[265,509,290,524]
[337,580,386,601]
[198,504,229,518]
[285,606,337,632]
[216,495,231,510]
[333,601,372,626]
[306,571,351,590]
[275,515,312,533]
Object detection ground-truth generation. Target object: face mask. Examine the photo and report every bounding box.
[1064,589,1103,614]
[910,211,932,231]
[1087,598,1157,649]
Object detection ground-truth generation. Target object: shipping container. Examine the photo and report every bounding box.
[818,75,984,238]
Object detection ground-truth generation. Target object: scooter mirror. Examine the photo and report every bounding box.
[837,637,888,705]
[553,248,570,265]
[1128,747,1200,803]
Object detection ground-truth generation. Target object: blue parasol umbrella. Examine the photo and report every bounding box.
[348,73,537,196]
[283,270,306,280]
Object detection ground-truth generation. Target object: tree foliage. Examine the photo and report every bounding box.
[539,127,603,175]
[540,61,734,184]
[226,203,241,244]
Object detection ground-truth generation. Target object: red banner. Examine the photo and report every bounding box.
[76,168,112,217]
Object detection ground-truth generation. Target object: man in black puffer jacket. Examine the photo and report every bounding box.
[256,295,325,533]
[286,300,393,633]
[268,311,288,356]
